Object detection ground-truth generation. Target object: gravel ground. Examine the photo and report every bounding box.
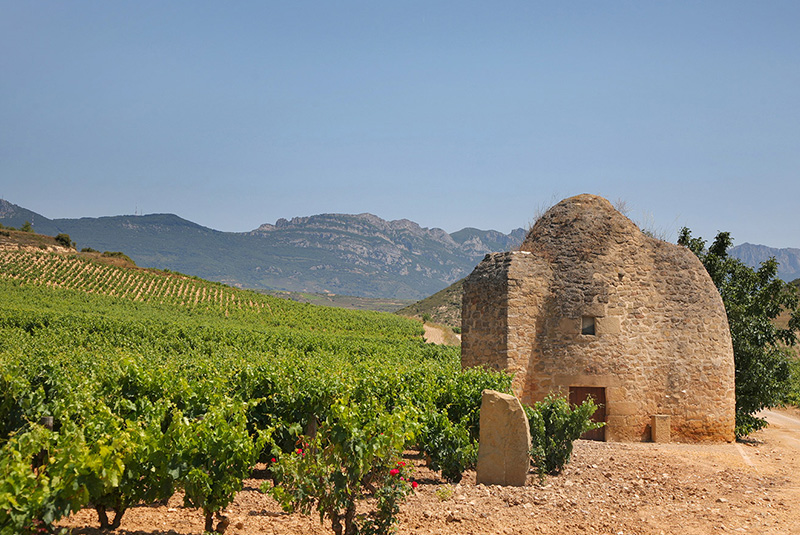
[59,410,800,535]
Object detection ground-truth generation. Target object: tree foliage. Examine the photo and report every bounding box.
[678,228,800,436]
[54,234,73,249]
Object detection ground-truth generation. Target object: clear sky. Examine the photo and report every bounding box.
[2,2,799,248]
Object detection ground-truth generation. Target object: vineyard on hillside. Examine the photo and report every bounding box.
[0,248,423,337]
[1,248,287,315]
[0,247,516,534]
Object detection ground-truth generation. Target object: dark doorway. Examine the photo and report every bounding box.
[569,386,606,441]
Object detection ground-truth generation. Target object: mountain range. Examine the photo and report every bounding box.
[0,199,525,299]
[1,199,797,299]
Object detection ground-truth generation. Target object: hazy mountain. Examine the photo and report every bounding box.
[0,199,62,235]
[0,199,525,299]
[729,243,800,282]
[450,227,528,257]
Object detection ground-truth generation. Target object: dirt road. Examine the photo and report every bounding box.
[423,324,460,345]
[761,409,800,449]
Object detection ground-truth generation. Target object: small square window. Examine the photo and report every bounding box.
[581,316,596,335]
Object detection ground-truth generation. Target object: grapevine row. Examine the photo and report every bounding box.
[0,250,261,313]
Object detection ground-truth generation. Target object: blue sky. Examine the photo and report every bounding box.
[2,2,799,248]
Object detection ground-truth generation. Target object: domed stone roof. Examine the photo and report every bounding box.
[520,194,643,261]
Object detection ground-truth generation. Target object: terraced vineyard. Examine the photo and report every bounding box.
[0,248,266,313]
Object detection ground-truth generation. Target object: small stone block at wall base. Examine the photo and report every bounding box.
[651,414,671,443]
[476,389,531,486]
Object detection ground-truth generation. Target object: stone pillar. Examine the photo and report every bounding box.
[476,390,531,486]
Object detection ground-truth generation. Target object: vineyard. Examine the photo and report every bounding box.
[0,248,423,336]
[2,248,309,316]
[0,247,514,534]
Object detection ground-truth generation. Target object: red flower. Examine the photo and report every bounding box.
[297,448,304,456]
[397,461,406,467]
[389,468,399,476]
[411,481,419,489]
[271,457,276,463]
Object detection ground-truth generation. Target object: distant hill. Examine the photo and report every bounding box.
[730,243,800,282]
[0,199,62,236]
[396,279,464,328]
[0,199,525,300]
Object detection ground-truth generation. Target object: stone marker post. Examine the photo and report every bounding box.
[476,389,531,486]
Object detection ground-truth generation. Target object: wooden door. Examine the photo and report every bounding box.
[569,386,606,441]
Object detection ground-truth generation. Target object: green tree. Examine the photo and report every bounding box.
[20,221,32,233]
[678,228,800,436]
[54,234,73,249]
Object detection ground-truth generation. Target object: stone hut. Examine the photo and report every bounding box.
[461,194,735,442]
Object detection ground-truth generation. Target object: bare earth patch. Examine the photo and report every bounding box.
[423,324,460,346]
[59,410,800,535]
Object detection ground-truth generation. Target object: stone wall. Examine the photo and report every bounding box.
[462,195,735,442]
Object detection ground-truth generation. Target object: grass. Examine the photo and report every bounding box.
[260,290,414,313]
[397,279,464,328]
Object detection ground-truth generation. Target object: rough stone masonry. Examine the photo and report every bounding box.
[461,194,735,442]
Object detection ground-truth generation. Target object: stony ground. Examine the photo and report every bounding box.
[59,410,800,535]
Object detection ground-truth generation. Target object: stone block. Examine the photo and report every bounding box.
[583,303,606,317]
[476,390,531,486]
[651,414,670,443]
[595,316,621,335]
[556,317,579,335]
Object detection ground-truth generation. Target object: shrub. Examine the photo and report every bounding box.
[54,234,73,249]
[0,423,83,534]
[267,400,418,535]
[415,367,511,483]
[174,401,267,533]
[85,403,178,530]
[434,367,512,441]
[102,251,136,265]
[418,412,476,483]
[525,394,603,476]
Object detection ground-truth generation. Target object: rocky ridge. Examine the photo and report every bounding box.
[0,200,525,299]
